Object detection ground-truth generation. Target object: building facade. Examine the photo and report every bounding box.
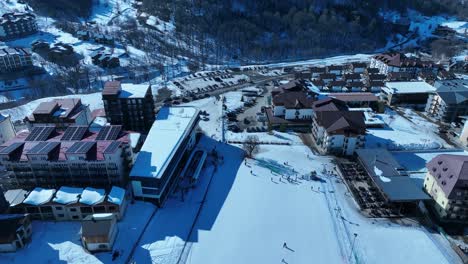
[0,114,16,145]
[81,214,118,252]
[0,214,32,252]
[130,107,200,206]
[370,53,437,76]
[0,48,33,73]
[0,12,37,40]
[425,80,468,124]
[102,81,156,133]
[0,125,133,189]
[424,154,468,222]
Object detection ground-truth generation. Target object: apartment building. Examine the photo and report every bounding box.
[102,81,156,133]
[370,52,437,75]
[311,98,366,155]
[425,79,468,124]
[0,214,32,252]
[130,107,200,206]
[0,12,37,40]
[0,48,33,73]
[25,99,92,131]
[0,114,16,145]
[0,125,134,189]
[424,154,468,222]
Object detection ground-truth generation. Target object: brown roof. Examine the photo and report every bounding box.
[373,53,435,68]
[328,80,346,87]
[319,73,337,80]
[314,111,366,135]
[312,98,348,112]
[426,154,468,199]
[368,74,387,81]
[31,99,83,121]
[387,71,413,81]
[346,81,365,88]
[273,91,315,109]
[102,81,121,96]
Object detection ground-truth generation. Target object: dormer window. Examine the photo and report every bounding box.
[449,175,454,179]
[438,161,443,165]
[443,168,448,172]
[441,181,446,186]
[432,167,436,172]
[438,174,441,179]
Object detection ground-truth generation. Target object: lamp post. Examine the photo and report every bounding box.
[348,233,358,263]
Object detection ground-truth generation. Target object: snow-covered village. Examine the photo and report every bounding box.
[0,0,467,263]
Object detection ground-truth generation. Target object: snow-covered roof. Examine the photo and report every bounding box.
[384,81,436,94]
[80,187,105,205]
[130,107,199,178]
[129,132,141,149]
[23,188,56,205]
[120,83,150,98]
[53,186,83,205]
[107,186,126,205]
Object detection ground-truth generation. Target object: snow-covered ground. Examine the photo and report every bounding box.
[441,21,468,34]
[366,108,451,150]
[0,201,156,264]
[0,92,103,122]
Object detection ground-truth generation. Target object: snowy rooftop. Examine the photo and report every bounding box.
[23,188,56,206]
[120,83,150,98]
[384,81,436,94]
[129,132,141,149]
[80,187,105,205]
[130,107,199,179]
[53,186,83,205]
[107,186,126,205]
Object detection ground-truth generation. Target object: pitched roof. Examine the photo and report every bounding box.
[426,154,468,198]
[314,111,366,134]
[312,97,348,112]
[272,91,315,109]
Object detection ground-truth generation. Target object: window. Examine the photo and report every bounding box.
[108,206,116,212]
[55,206,63,210]
[98,244,107,249]
[57,214,65,218]
[72,216,79,220]
[70,208,77,212]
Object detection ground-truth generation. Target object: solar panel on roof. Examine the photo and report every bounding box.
[107,126,121,140]
[66,142,83,153]
[104,141,120,154]
[96,126,111,140]
[61,126,77,141]
[28,142,49,154]
[25,127,43,141]
[0,142,24,154]
[72,127,87,140]
[76,142,95,153]
[37,127,55,141]
[40,142,60,154]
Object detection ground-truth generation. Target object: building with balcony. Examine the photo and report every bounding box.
[424,154,468,223]
[0,12,37,40]
[311,98,366,155]
[130,107,200,206]
[425,80,468,124]
[370,52,437,76]
[25,99,92,131]
[0,48,33,73]
[0,125,134,189]
[0,214,32,252]
[381,81,436,108]
[102,81,156,133]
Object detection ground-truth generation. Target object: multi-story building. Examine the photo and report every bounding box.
[272,91,315,120]
[25,99,92,131]
[424,154,468,222]
[0,214,32,252]
[81,213,118,252]
[130,106,200,206]
[370,52,437,75]
[0,125,134,189]
[311,98,366,155]
[0,48,33,73]
[0,114,16,145]
[425,79,468,124]
[0,12,37,40]
[102,81,156,133]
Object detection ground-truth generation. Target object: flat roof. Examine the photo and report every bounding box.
[356,149,430,202]
[130,106,199,179]
[384,81,436,94]
[120,83,150,98]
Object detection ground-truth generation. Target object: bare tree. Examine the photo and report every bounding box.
[243,135,260,158]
